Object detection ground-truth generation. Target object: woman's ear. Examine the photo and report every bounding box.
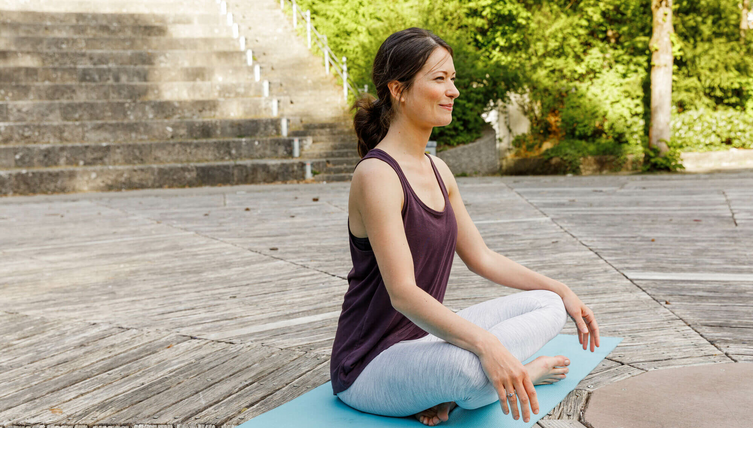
[387,80,403,104]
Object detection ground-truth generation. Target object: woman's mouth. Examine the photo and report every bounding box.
[440,104,453,111]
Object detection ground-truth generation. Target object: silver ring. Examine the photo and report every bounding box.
[506,392,515,398]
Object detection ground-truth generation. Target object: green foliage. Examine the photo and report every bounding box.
[641,141,685,172]
[673,0,753,111]
[294,0,752,171]
[541,138,640,175]
[671,109,753,151]
[463,0,652,155]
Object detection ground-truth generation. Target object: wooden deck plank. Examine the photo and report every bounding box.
[92,344,298,426]
[3,339,214,426]
[0,331,187,414]
[50,342,250,426]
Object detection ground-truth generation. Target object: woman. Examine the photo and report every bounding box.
[329,28,600,426]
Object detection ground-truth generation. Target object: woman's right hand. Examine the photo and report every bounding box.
[476,336,539,423]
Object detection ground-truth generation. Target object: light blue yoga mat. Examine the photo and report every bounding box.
[237,334,621,428]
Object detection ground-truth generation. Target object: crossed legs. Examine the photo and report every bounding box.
[336,289,569,418]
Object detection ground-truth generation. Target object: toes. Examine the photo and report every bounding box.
[556,355,570,366]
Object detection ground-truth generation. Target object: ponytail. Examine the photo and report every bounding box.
[351,93,393,158]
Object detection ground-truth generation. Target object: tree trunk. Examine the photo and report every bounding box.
[742,0,750,43]
[649,0,674,157]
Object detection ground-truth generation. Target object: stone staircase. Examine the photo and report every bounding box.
[0,0,359,196]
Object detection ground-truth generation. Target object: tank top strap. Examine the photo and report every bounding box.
[425,152,449,200]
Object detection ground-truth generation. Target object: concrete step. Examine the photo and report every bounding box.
[0,116,294,145]
[301,148,358,159]
[0,50,248,67]
[0,11,225,26]
[0,23,234,39]
[0,81,275,102]
[289,127,354,138]
[318,156,360,167]
[313,172,353,183]
[0,1,219,15]
[307,140,357,151]
[300,121,353,130]
[0,36,242,52]
[0,136,313,169]
[0,65,259,83]
[1,97,288,123]
[0,158,328,196]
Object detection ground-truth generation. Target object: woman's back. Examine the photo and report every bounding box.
[329,148,458,395]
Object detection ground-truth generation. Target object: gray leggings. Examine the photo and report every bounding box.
[336,289,568,417]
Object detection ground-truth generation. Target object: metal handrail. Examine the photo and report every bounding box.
[281,0,362,102]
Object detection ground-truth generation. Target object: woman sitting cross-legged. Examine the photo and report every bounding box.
[329,27,601,426]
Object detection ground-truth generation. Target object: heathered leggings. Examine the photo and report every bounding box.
[336,289,568,417]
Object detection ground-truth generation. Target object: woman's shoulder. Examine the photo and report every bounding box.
[351,156,404,213]
[353,154,399,182]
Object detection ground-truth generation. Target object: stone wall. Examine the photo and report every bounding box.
[436,124,499,176]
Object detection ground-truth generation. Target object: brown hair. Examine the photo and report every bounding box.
[351,28,454,158]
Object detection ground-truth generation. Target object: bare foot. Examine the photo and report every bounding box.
[414,401,457,426]
[524,355,570,385]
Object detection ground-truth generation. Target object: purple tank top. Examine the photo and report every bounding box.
[330,148,458,395]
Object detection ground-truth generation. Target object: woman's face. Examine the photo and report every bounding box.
[391,46,459,128]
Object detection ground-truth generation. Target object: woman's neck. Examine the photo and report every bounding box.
[377,116,433,164]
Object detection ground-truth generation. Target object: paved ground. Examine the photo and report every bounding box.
[1,169,751,427]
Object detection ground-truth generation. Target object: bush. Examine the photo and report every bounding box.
[540,138,639,174]
[672,109,753,152]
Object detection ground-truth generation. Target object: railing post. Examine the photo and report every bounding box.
[227,12,233,27]
[305,161,312,180]
[239,36,245,51]
[342,56,348,102]
[232,22,239,38]
[292,1,297,29]
[263,80,269,97]
[323,35,329,74]
[220,1,226,15]
[306,10,311,49]
[254,64,260,82]
[281,118,288,137]
[246,49,253,66]
[272,98,278,117]
[293,138,300,157]
[280,0,283,9]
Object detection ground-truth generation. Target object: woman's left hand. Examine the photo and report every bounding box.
[561,289,600,352]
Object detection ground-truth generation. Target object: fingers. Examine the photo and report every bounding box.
[512,378,530,422]
[497,382,510,415]
[584,308,600,351]
[523,375,539,417]
[506,382,520,420]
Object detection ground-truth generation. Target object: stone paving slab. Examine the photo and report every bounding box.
[585,362,753,427]
[0,170,751,427]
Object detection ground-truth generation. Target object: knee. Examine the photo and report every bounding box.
[460,354,493,396]
[534,290,567,329]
